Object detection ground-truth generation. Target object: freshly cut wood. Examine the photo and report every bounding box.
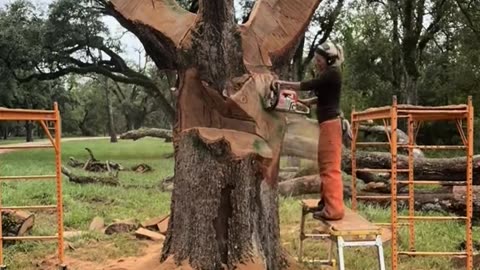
[282,132,480,184]
[135,227,165,241]
[105,220,138,235]
[63,231,86,239]
[89,217,105,232]
[158,217,170,235]
[109,0,196,48]
[61,166,119,186]
[240,0,322,69]
[132,163,153,173]
[2,210,34,237]
[120,128,173,141]
[278,175,321,197]
[363,182,390,193]
[141,215,169,231]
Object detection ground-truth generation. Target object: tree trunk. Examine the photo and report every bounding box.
[106,0,322,268]
[105,78,118,143]
[25,121,33,142]
[405,73,419,105]
[161,129,285,269]
[2,125,8,140]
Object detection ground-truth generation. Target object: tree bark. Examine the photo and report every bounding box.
[119,128,172,141]
[61,166,119,186]
[161,129,285,269]
[25,121,33,142]
[106,0,323,269]
[283,136,480,184]
[105,78,118,143]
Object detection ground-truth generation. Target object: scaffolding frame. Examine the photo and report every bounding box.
[350,96,474,270]
[0,103,65,269]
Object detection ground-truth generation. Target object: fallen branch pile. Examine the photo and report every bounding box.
[122,118,478,219]
[62,148,154,186]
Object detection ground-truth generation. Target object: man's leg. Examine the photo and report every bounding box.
[314,118,344,220]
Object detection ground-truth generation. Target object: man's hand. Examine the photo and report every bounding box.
[272,80,302,91]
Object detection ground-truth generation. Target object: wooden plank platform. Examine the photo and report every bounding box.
[321,209,382,237]
[301,200,382,236]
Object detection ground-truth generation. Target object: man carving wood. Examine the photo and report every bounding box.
[274,41,345,220]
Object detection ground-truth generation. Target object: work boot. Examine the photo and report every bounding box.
[314,118,344,220]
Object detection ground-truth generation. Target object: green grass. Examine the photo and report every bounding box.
[0,138,477,269]
[0,138,173,269]
[0,138,24,145]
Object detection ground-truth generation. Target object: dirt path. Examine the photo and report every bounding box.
[0,136,110,154]
[38,241,165,270]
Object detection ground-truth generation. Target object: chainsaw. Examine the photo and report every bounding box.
[264,82,311,115]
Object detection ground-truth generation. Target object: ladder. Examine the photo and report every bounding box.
[0,103,66,269]
[298,199,386,270]
[350,96,474,270]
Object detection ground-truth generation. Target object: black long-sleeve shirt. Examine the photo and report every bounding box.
[299,67,342,123]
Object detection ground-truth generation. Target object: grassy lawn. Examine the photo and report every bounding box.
[0,138,476,269]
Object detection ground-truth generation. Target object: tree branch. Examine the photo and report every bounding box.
[240,0,322,70]
[104,0,197,69]
[417,0,448,53]
[191,0,246,91]
[14,64,175,123]
[455,0,480,40]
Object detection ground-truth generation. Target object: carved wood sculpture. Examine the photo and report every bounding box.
[105,0,322,269]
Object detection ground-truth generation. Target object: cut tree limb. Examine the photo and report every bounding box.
[240,0,322,70]
[282,131,480,184]
[278,176,480,218]
[61,166,119,186]
[120,128,173,141]
[107,0,196,69]
[119,125,480,184]
[2,210,34,238]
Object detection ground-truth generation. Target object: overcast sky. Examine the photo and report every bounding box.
[0,0,144,63]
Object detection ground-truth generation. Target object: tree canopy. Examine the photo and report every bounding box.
[0,0,478,147]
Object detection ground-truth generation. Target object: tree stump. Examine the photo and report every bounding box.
[2,210,35,238]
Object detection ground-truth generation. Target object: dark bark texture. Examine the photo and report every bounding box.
[161,129,285,270]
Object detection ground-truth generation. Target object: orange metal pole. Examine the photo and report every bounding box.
[407,117,415,251]
[0,171,4,269]
[39,120,58,152]
[390,96,399,270]
[54,102,65,267]
[466,96,474,269]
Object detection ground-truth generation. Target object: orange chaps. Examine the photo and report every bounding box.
[317,118,345,220]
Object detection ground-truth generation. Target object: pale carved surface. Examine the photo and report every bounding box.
[110,0,196,47]
[240,0,322,69]
[109,0,321,179]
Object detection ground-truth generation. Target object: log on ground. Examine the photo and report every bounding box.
[61,166,119,186]
[282,133,480,184]
[2,210,35,238]
[120,128,173,142]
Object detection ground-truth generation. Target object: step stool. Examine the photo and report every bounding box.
[299,199,386,270]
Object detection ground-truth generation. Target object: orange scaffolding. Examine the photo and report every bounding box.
[350,96,474,270]
[0,103,65,269]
